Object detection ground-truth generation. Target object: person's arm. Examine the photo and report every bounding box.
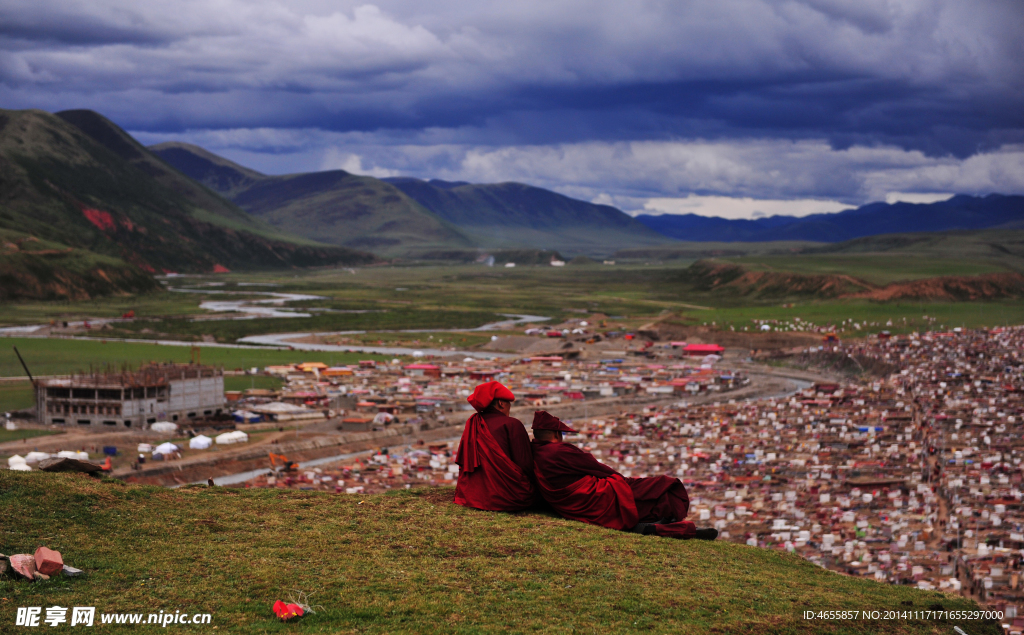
[560,444,619,478]
[505,419,534,475]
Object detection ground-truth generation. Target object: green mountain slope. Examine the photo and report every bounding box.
[384,177,668,254]
[148,141,265,198]
[151,143,671,257]
[231,171,474,254]
[0,109,373,282]
[149,142,473,256]
[1,473,996,634]
[0,227,158,301]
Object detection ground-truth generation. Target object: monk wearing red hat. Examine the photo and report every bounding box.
[530,410,717,540]
[453,381,537,512]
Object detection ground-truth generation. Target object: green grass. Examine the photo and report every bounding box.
[0,290,206,326]
[0,473,998,634]
[4,251,1024,350]
[102,308,502,343]
[223,375,284,392]
[0,338,389,378]
[0,427,58,443]
[0,381,35,411]
[727,254,1011,285]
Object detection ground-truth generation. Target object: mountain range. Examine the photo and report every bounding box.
[4,105,1024,303]
[634,194,1024,242]
[151,143,665,256]
[0,108,372,299]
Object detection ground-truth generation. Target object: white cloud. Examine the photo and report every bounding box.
[884,192,955,204]
[320,148,400,178]
[640,195,855,219]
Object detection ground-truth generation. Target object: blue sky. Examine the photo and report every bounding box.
[2,0,1022,217]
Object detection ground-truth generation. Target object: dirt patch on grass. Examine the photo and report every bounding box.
[686,260,872,299]
[849,272,1024,301]
[685,260,1024,303]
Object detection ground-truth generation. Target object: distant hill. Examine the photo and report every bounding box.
[636,194,1024,242]
[148,141,264,197]
[151,143,666,256]
[151,142,472,255]
[382,177,666,254]
[0,109,372,295]
[231,171,473,254]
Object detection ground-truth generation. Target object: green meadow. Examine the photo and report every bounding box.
[0,473,999,634]
[0,338,388,378]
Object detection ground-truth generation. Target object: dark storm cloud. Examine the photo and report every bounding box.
[1,0,1022,205]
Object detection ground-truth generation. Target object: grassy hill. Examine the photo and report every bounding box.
[148,141,265,198]
[150,143,670,257]
[149,142,478,256]
[383,178,668,255]
[232,171,473,255]
[0,472,997,634]
[0,109,373,294]
[0,227,158,301]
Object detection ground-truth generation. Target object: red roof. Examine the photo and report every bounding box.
[683,344,724,353]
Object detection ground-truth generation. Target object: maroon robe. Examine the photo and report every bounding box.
[532,440,696,538]
[454,413,536,512]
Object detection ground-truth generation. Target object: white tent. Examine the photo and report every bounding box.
[215,431,249,445]
[137,443,153,453]
[7,454,27,468]
[9,463,31,471]
[150,421,177,434]
[56,450,89,460]
[154,442,179,456]
[189,435,212,450]
[24,451,51,463]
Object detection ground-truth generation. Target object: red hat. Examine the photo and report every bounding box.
[531,410,577,433]
[467,381,515,411]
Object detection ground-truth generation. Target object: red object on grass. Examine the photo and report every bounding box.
[35,546,64,576]
[82,208,116,231]
[272,601,304,620]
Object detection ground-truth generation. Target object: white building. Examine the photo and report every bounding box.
[36,364,225,428]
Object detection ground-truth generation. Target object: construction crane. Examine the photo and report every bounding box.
[269,453,298,473]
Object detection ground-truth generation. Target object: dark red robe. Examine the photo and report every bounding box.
[454,413,536,512]
[532,440,696,538]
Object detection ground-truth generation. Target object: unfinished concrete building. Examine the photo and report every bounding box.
[35,364,225,428]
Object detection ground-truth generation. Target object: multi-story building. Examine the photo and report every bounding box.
[35,364,225,428]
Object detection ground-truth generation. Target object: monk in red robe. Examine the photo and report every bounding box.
[530,411,716,540]
[453,381,537,512]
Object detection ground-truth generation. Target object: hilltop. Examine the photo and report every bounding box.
[0,472,996,634]
[151,143,666,257]
[383,177,666,254]
[0,109,373,299]
[635,194,1024,243]
[151,142,474,256]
